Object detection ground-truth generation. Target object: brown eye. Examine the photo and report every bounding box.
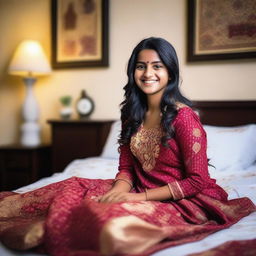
[153,64,162,69]
[136,64,145,70]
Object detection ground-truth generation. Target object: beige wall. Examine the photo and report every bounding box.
[0,0,255,145]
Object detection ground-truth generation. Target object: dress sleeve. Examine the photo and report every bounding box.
[168,108,212,200]
[114,144,135,187]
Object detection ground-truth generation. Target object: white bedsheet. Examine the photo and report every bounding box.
[1,158,256,256]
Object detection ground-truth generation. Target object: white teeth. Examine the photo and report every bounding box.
[143,80,157,84]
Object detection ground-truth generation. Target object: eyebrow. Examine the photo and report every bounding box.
[136,61,163,64]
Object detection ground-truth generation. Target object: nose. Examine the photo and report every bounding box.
[143,66,153,78]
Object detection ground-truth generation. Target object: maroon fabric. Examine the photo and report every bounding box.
[0,107,255,255]
[0,177,255,255]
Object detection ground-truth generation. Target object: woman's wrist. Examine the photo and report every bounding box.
[142,186,174,201]
[135,192,147,201]
[114,178,133,188]
[145,189,148,201]
[112,179,132,192]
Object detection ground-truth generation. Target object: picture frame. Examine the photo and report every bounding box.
[51,0,109,69]
[187,0,256,62]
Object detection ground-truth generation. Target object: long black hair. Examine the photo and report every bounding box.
[119,37,192,146]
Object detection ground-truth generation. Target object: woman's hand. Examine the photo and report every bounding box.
[92,184,174,203]
[98,190,146,203]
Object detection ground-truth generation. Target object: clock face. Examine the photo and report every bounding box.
[77,98,93,116]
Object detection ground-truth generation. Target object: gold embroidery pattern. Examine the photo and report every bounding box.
[192,142,201,153]
[192,127,202,154]
[130,126,163,171]
[121,202,156,215]
[193,128,201,137]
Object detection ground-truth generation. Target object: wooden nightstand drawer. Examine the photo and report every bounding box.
[4,152,30,169]
[48,119,114,172]
[0,144,52,191]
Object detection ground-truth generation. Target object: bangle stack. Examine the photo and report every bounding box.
[167,183,174,199]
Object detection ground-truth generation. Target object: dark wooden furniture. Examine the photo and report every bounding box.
[0,144,51,191]
[193,101,256,126]
[48,119,114,172]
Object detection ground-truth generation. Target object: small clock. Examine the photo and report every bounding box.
[76,90,94,118]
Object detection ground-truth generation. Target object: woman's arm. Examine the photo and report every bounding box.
[99,183,173,203]
[114,144,135,187]
[167,108,212,200]
[98,143,136,202]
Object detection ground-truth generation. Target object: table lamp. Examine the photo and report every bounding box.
[8,40,51,146]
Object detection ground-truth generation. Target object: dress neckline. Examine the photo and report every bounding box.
[140,123,161,131]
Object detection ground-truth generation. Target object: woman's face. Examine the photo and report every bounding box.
[134,49,169,96]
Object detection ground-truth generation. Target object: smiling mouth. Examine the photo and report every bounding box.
[142,80,158,85]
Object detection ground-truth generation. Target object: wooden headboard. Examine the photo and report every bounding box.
[193,101,256,126]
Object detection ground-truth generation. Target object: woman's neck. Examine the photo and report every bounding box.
[147,93,162,112]
[143,109,162,129]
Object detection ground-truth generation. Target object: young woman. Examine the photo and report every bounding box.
[0,37,255,256]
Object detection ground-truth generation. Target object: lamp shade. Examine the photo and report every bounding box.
[8,40,51,77]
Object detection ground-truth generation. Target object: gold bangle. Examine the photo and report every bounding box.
[167,183,174,199]
[115,178,132,188]
[145,188,148,201]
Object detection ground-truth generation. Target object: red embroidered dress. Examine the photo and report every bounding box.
[117,107,228,201]
[0,107,255,256]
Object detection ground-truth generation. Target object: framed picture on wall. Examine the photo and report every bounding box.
[51,0,109,69]
[187,0,256,61]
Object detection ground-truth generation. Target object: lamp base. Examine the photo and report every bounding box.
[21,122,41,146]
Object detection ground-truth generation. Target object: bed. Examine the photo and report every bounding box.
[1,100,256,256]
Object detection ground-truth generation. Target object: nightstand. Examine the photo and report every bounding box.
[48,119,114,172]
[0,144,51,191]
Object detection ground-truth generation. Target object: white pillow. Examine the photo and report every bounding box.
[204,124,256,171]
[101,120,121,159]
[101,121,256,171]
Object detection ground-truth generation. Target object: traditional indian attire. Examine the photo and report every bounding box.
[0,107,255,256]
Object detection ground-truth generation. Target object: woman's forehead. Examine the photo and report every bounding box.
[137,49,161,62]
